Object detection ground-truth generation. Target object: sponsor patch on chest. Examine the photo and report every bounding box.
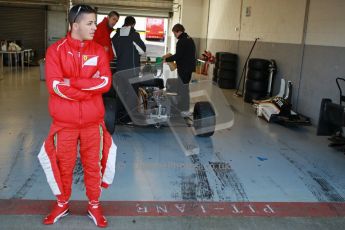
[82,55,98,67]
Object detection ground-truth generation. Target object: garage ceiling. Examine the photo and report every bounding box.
[0,0,174,15]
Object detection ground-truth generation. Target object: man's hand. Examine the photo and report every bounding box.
[162,53,172,62]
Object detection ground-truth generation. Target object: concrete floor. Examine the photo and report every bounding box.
[1,66,345,229]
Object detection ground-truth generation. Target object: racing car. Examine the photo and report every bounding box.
[103,62,234,139]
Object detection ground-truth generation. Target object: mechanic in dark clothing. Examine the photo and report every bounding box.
[112,16,146,72]
[165,24,196,84]
[165,24,196,113]
[111,16,146,123]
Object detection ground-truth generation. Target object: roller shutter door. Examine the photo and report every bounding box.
[0,5,46,63]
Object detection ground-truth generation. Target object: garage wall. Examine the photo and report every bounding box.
[239,0,307,113]
[240,0,305,44]
[181,0,204,38]
[168,0,182,54]
[180,0,200,56]
[0,5,47,62]
[47,6,67,47]
[208,0,241,41]
[201,0,345,124]
[305,0,345,47]
[207,0,307,111]
[198,0,210,55]
[169,0,209,57]
[298,0,345,123]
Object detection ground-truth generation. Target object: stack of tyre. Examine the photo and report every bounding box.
[244,58,271,103]
[213,52,238,89]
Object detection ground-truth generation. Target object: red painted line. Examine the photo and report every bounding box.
[1,200,345,217]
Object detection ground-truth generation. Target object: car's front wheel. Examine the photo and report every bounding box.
[193,101,216,137]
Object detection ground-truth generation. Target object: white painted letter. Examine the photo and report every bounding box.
[200,205,207,213]
[136,204,148,213]
[231,204,243,214]
[156,205,168,213]
[248,204,256,213]
[263,204,275,214]
[175,204,186,213]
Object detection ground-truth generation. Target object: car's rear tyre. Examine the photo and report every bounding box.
[193,101,216,137]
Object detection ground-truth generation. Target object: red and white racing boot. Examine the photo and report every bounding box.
[43,201,69,225]
[87,201,107,228]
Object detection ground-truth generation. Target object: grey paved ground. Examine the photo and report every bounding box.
[1,66,345,229]
[1,216,345,230]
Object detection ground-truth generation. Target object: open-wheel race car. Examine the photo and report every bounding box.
[102,62,234,149]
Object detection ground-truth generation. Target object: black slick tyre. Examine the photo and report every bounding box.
[193,101,216,137]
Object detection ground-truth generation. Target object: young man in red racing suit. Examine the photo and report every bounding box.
[37,5,116,228]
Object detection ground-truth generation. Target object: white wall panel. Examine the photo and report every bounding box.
[306,0,345,47]
[240,0,306,44]
[47,10,67,47]
[200,0,209,39]
[207,0,241,40]
[181,0,204,38]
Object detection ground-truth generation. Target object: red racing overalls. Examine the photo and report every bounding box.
[38,32,116,202]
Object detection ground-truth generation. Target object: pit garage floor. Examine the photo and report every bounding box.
[1,67,345,229]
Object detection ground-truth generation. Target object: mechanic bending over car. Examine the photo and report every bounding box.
[38,4,117,228]
[112,15,146,71]
[164,23,196,116]
[111,16,147,123]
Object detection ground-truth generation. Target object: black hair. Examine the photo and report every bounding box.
[68,4,96,26]
[123,16,136,26]
[172,23,185,33]
[108,11,119,18]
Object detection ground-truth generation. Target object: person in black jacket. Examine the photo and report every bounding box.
[112,16,146,72]
[165,24,196,84]
[165,24,196,114]
[112,16,146,123]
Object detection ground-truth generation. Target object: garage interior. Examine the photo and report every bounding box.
[1,0,345,229]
